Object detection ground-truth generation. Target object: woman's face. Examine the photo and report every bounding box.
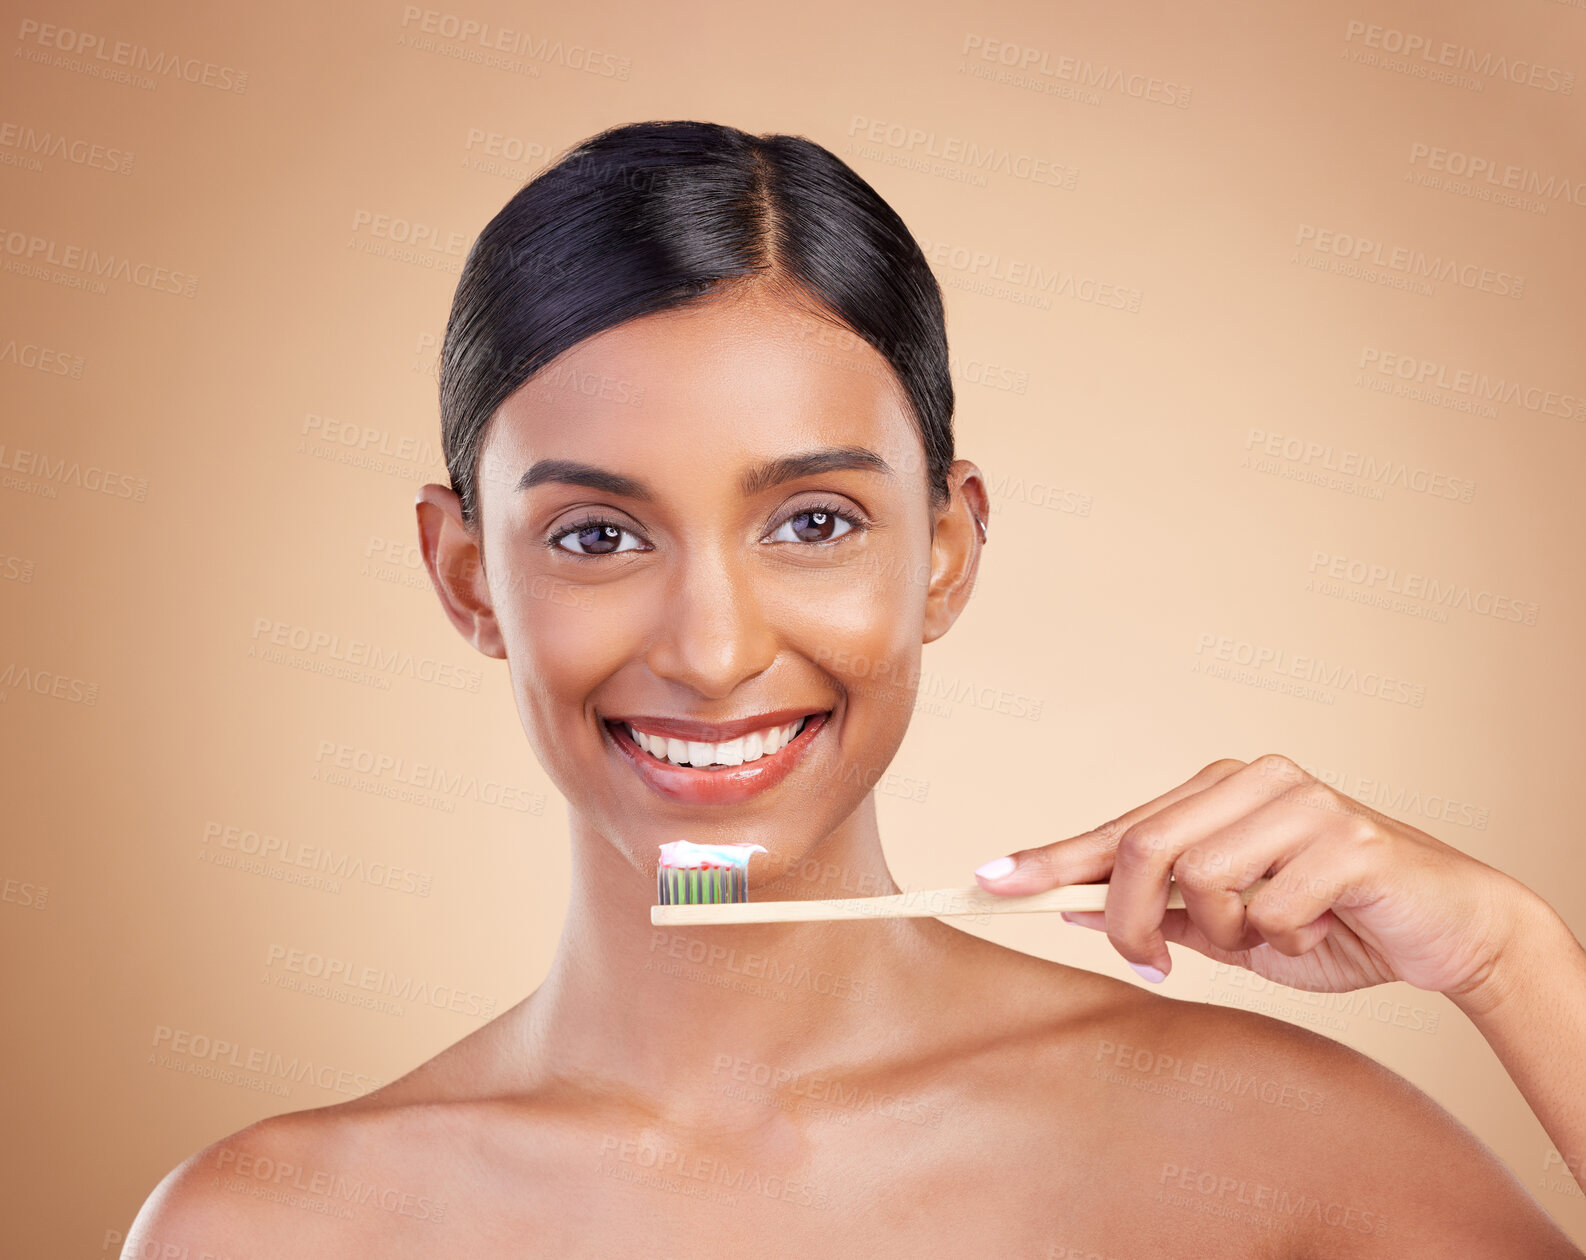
[419,283,984,884]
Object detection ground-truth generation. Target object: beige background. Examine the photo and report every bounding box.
[3,0,1584,1251]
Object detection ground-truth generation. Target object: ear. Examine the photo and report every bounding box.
[415,483,507,659]
[922,460,989,645]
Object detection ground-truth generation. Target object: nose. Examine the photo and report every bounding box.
[643,539,779,700]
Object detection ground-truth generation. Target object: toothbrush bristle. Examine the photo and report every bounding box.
[656,863,749,905]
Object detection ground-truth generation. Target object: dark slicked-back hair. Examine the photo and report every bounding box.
[439,119,955,530]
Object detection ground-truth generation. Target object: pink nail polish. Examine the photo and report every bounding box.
[1130,961,1166,984]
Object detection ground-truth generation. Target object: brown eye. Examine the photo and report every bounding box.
[771,506,857,545]
[551,521,642,556]
[794,510,836,543]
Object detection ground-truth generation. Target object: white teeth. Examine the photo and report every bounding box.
[627,715,812,768]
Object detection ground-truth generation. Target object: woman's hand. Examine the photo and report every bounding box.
[971,754,1544,998]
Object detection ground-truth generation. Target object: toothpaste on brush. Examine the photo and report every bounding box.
[655,841,767,905]
[657,841,768,868]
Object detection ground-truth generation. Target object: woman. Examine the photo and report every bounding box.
[129,120,1586,1257]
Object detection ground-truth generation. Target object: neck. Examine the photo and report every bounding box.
[513,794,948,1122]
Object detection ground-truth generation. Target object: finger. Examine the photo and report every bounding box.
[1185,774,1385,955]
[973,758,1247,894]
[1173,789,1342,951]
[1063,909,1247,982]
[1102,756,1313,976]
[1244,843,1368,956]
[1153,907,1256,960]
[1065,901,1262,956]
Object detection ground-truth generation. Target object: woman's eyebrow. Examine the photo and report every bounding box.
[516,446,894,501]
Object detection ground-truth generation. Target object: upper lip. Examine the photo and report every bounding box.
[603,707,828,743]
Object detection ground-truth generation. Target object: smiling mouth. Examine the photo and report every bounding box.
[602,709,832,806]
[610,713,822,771]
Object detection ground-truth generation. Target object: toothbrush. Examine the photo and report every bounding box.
[651,841,1274,926]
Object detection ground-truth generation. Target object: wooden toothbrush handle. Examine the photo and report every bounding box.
[650,877,1275,926]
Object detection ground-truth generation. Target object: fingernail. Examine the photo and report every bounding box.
[1129,961,1166,984]
[974,855,1017,880]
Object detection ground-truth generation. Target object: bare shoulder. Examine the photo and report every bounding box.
[124,1015,537,1257]
[125,1104,384,1258]
[1132,992,1584,1259]
[805,927,1581,1257]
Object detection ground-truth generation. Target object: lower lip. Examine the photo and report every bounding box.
[604,712,830,806]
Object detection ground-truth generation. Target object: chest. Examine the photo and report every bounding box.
[356,1120,1298,1260]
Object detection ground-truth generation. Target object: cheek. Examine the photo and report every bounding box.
[492,574,631,748]
[780,558,927,739]
[786,607,923,817]
[825,639,922,737]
